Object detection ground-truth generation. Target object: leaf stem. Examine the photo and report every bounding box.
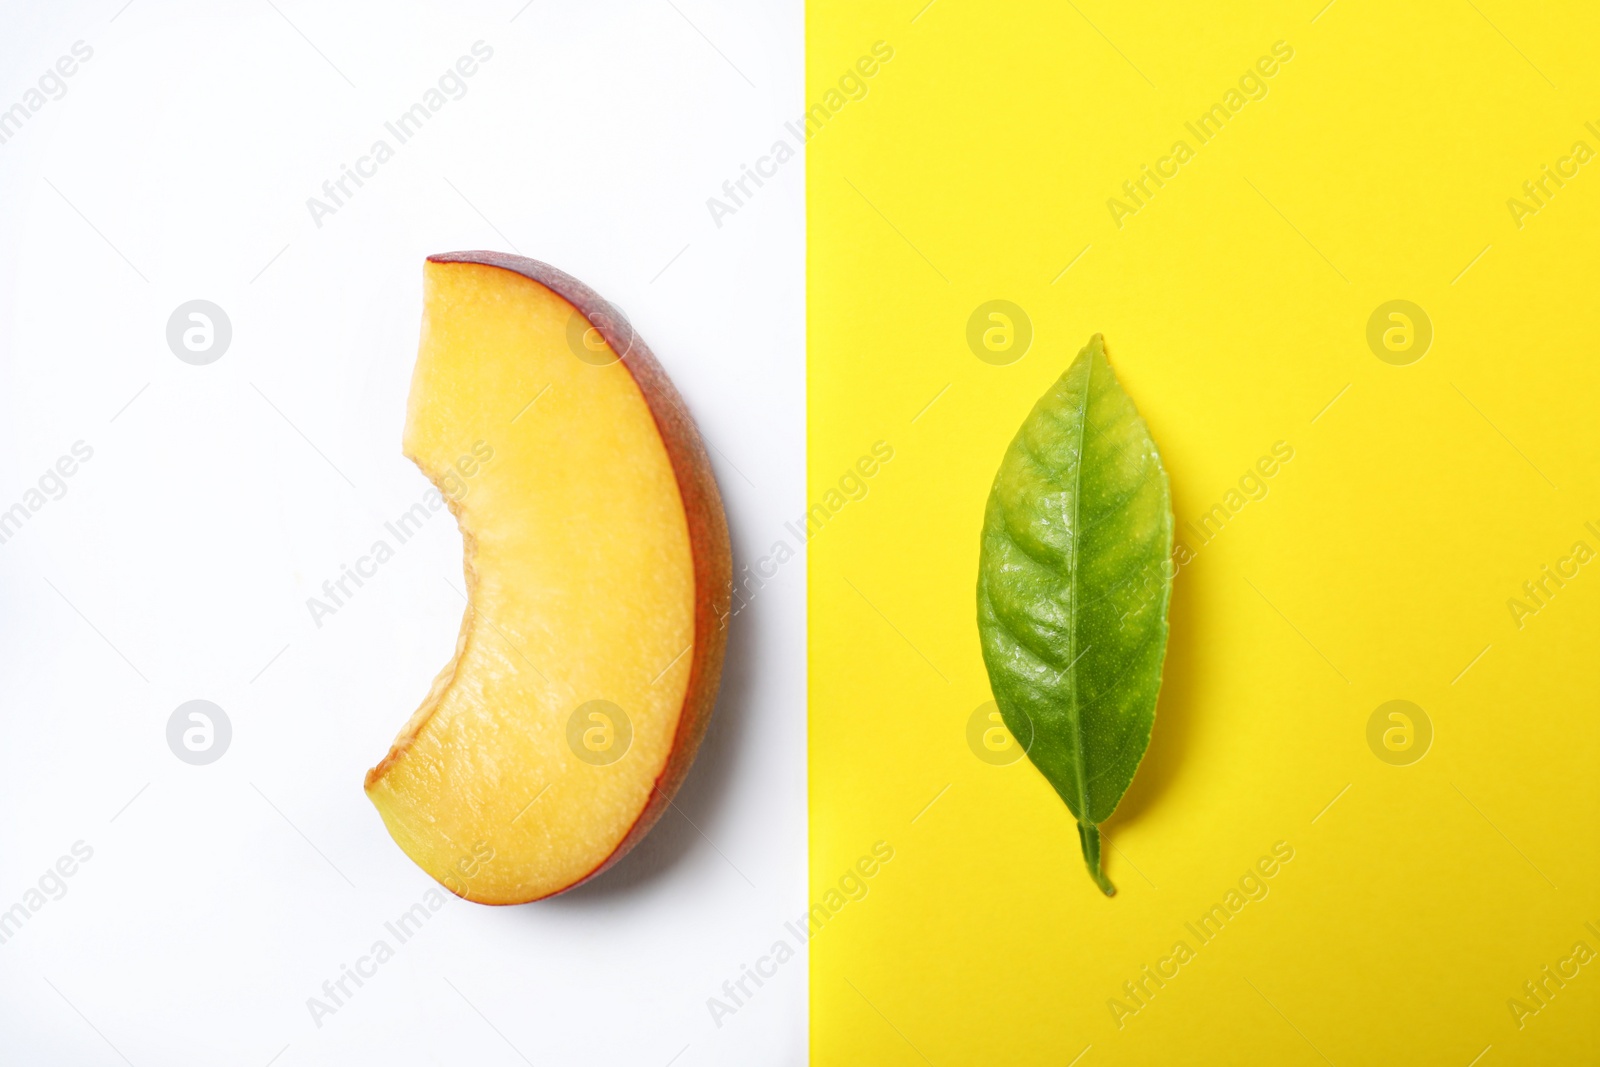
[1077,822,1117,896]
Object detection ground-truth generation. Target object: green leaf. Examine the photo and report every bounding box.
[977,334,1173,896]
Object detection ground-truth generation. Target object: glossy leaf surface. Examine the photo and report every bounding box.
[977,335,1173,895]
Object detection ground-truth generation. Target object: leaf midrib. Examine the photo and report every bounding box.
[1062,355,1092,825]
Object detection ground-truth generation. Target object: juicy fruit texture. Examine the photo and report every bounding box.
[977,334,1173,896]
[366,254,729,904]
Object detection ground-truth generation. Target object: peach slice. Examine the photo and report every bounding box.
[365,252,731,904]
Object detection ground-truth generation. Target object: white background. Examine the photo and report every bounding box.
[0,1,804,1063]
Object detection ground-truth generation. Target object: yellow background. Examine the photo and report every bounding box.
[807,1,1600,1064]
